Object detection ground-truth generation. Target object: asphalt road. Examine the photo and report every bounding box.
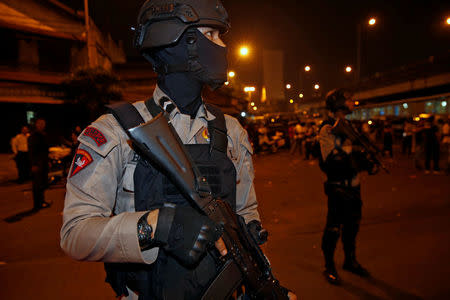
[0,151,449,299]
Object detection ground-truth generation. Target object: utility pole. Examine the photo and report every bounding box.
[84,0,96,67]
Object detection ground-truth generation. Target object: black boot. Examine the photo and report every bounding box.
[322,227,341,285]
[343,259,370,277]
[323,264,341,285]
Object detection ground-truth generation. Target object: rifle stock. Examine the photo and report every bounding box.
[128,113,289,299]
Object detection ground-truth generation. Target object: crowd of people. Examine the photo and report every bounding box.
[244,114,450,175]
[356,116,450,174]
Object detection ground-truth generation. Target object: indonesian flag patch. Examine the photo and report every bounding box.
[70,149,93,177]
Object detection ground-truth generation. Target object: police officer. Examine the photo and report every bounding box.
[319,89,377,284]
[60,1,295,299]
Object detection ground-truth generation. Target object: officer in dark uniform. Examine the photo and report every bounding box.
[29,117,50,211]
[61,1,295,299]
[318,89,378,284]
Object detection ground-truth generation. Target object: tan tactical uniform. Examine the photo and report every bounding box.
[60,86,260,266]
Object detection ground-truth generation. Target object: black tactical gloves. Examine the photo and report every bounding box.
[154,204,223,267]
[247,220,268,245]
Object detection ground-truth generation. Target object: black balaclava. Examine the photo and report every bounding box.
[151,28,228,117]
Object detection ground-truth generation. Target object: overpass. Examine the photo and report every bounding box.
[296,53,450,120]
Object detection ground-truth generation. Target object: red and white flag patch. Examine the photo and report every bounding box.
[70,149,93,177]
[83,126,107,147]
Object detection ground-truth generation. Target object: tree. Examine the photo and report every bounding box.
[62,67,122,122]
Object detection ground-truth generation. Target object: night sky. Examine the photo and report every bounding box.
[62,0,450,93]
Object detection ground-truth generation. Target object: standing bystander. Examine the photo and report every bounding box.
[423,116,440,174]
[441,118,450,175]
[11,125,31,183]
[383,123,394,158]
[29,118,50,211]
[402,121,413,156]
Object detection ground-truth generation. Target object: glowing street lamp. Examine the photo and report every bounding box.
[250,102,255,106]
[286,84,292,90]
[224,81,229,86]
[228,71,236,78]
[346,66,352,73]
[314,84,320,90]
[253,106,258,111]
[369,18,376,26]
[299,93,304,98]
[244,86,256,102]
[305,65,311,72]
[446,17,450,25]
[239,46,250,57]
[289,99,294,104]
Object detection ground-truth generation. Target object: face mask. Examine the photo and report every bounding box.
[153,33,203,117]
[149,29,228,117]
[194,29,228,90]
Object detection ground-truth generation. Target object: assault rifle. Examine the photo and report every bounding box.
[128,112,289,300]
[333,119,389,174]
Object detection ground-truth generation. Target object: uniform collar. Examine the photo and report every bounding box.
[152,85,216,122]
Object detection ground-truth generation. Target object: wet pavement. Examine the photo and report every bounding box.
[0,151,449,299]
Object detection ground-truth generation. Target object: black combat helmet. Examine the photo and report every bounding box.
[325,88,353,113]
[135,0,230,51]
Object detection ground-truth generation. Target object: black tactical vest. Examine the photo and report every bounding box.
[105,99,237,299]
[318,118,357,183]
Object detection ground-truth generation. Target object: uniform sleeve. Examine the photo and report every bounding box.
[60,114,159,264]
[225,116,261,223]
[319,124,335,161]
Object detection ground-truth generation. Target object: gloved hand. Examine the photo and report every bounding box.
[247,220,268,245]
[154,204,223,267]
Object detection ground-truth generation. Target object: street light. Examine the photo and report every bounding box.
[446,17,450,25]
[299,93,304,98]
[305,66,311,72]
[224,81,229,85]
[253,106,258,111]
[314,84,320,90]
[251,102,255,106]
[346,66,353,73]
[369,18,376,26]
[228,71,236,78]
[239,46,250,57]
[286,84,292,89]
[289,99,294,104]
[244,87,256,102]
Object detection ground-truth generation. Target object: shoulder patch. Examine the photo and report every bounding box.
[70,149,93,177]
[83,126,107,146]
[78,114,121,158]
